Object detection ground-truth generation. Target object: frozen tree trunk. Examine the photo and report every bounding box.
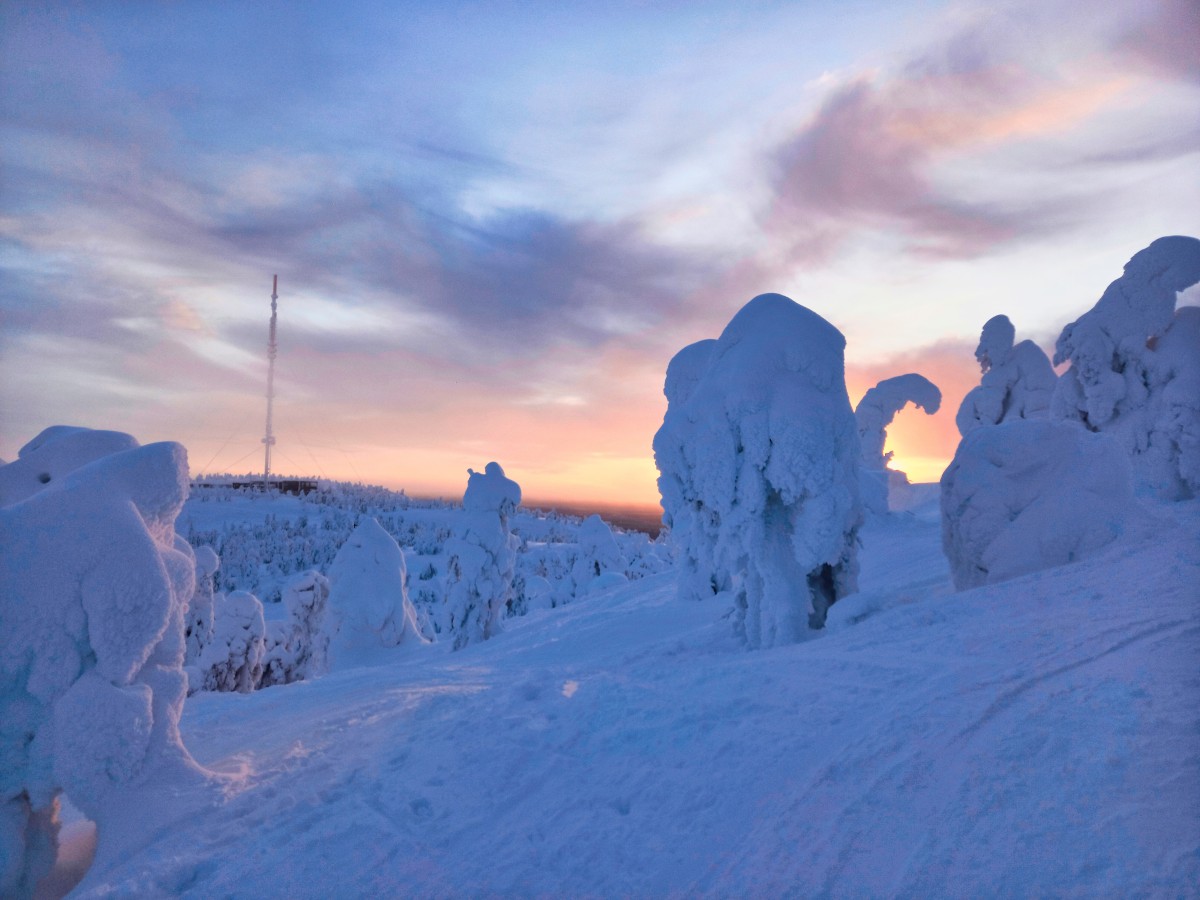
[654,294,863,647]
[444,463,522,649]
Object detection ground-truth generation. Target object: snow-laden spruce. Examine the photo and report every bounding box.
[955,315,1057,437]
[854,373,941,514]
[183,546,218,670]
[444,463,522,649]
[654,338,726,604]
[195,591,266,693]
[570,514,628,597]
[320,518,425,670]
[0,426,139,508]
[654,294,862,647]
[940,419,1148,590]
[0,430,209,896]
[1052,235,1200,498]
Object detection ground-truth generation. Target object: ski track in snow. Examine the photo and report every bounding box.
[74,500,1200,897]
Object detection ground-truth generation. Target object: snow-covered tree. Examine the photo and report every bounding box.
[1051,236,1200,497]
[854,373,941,513]
[956,315,1057,437]
[320,518,425,670]
[1152,307,1200,496]
[444,463,522,649]
[654,293,863,647]
[0,426,139,508]
[570,514,628,598]
[197,591,266,693]
[184,546,219,667]
[0,432,208,896]
[653,339,726,603]
[259,570,333,687]
[285,569,332,678]
[940,419,1145,590]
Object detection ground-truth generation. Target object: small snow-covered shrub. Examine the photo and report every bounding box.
[1052,236,1200,497]
[0,432,207,895]
[259,570,333,687]
[320,518,425,670]
[569,515,627,597]
[284,569,332,679]
[854,373,941,513]
[444,463,522,649]
[184,546,219,666]
[654,294,863,647]
[956,315,1057,437]
[940,419,1144,590]
[197,591,266,693]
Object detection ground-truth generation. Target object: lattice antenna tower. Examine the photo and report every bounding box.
[262,274,278,488]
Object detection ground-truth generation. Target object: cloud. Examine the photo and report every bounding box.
[761,1,1195,264]
[1114,0,1200,83]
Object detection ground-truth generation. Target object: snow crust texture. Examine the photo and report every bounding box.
[1052,236,1200,498]
[72,494,1200,898]
[940,419,1144,589]
[0,429,206,896]
[956,315,1057,437]
[654,293,862,646]
[445,463,522,649]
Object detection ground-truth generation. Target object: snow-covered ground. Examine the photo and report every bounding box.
[67,491,1200,897]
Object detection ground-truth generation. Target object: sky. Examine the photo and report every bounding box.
[2,0,1198,507]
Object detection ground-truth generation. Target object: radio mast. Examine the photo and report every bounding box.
[262,274,278,489]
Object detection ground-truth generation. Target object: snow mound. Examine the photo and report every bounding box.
[654,293,862,646]
[321,518,425,670]
[0,435,208,895]
[940,419,1147,589]
[1052,235,1200,496]
[956,315,1057,436]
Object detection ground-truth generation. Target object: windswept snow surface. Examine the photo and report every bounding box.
[71,495,1200,897]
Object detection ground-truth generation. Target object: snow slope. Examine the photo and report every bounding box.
[70,496,1199,897]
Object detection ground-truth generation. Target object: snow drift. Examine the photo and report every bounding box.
[940,419,1146,589]
[654,293,862,647]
